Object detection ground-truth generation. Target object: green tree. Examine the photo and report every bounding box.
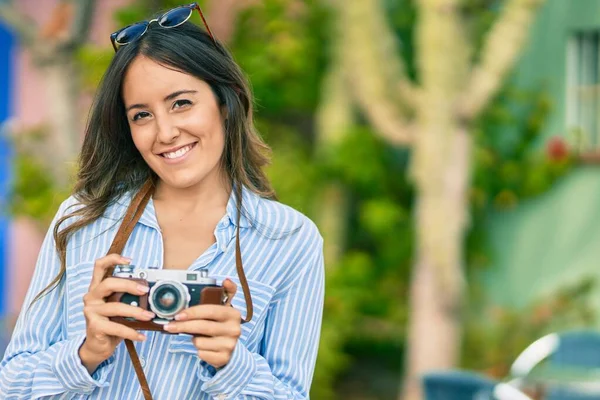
[327,0,547,398]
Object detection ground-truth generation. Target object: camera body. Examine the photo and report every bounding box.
[107,265,225,332]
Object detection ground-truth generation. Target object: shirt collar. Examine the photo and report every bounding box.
[225,184,260,229]
[108,184,261,230]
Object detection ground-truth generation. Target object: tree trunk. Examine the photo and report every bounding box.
[315,0,354,268]
[41,55,81,188]
[402,128,471,400]
[399,1,471,398]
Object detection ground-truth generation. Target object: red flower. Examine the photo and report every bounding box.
[546,136,569,161]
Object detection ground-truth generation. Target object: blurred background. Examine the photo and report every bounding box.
[2,0,600,399]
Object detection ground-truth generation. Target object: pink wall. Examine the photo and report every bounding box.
[7,0,132,318]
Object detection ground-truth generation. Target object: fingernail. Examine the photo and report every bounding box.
[163,323,172,331]
[121,257,132,263]
[142,311,155,319]
[174,313,187,321]
[137,334,146,341]
[137,285,150,293]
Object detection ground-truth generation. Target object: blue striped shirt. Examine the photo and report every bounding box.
[0,186,324,399]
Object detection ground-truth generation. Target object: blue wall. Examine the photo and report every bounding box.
[0,24,13,316]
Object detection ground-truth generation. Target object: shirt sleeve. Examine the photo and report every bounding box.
[199,226,325,399]
[0,200,115,400]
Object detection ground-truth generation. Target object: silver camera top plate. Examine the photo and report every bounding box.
[114,265,216,285]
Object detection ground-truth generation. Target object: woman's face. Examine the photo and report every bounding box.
[122,55,226,192]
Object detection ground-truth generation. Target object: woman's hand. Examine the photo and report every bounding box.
[78,254,156,374]
[163,279,242,369]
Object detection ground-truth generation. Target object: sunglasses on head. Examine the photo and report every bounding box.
[110,3,216,52]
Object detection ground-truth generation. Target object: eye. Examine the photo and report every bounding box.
[132,111,151,121]
[173,99,192,109]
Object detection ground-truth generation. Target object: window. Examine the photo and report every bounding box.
[566,31,600,150]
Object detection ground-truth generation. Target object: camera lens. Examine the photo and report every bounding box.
[154,285,179,312]
[148,281,189,319]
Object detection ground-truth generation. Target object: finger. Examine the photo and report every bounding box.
[197,349,229,369]
[89,254,132,290]
[88,302,155,321]
[164,319,240,337]
[87,277,149,302]
[93,318,146,342]
[164,319,222,336]
[175,304,241,322]
[222,279,237,306]
[192,336,237,353]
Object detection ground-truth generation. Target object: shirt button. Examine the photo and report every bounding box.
[217,395,227,400]
[221,244,227,252]
[139,357,146,368]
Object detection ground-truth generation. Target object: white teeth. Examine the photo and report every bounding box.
[162,144,193,159]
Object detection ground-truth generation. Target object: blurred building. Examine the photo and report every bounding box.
[0,0,129,323]
[486,0,600,313]
[0,21,13,317]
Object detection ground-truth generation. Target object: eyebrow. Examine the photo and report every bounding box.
[125,90,198,112]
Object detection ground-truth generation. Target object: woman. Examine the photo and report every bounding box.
[0,4,324,399]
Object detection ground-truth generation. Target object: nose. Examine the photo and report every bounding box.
[155,114,180,144]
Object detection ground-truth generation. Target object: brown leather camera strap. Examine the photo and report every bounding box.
[124,339,153,400]
[103,179,154,279]
[102,179,253,400]
[234,184,253,323]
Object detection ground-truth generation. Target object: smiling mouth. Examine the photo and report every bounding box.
[160,143,196,159]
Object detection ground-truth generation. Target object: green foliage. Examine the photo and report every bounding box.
[10,154,62,226]
[300,127,413,396]
[262,120,322,215]
[9,126,71,226]
[77,46,114,92]
[230,0,330,116]
[472,85,568,207]
[385,0,418,81]
[467,85,572,272]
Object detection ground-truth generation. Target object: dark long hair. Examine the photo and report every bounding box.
[33,22,275,303]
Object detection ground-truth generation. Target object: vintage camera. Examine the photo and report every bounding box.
[107,265,225,332]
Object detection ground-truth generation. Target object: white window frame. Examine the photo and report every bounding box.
[566,30,600,151]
